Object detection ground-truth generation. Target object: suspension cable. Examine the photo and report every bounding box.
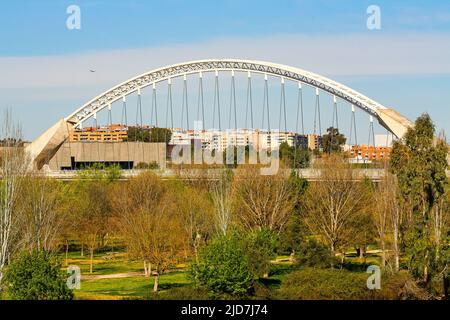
[151,83,161,165]
[137,88,145,165]
[368,115,375,146]
[297,83,304,136]
[349,104,358,146]
[278,77,287,133]
[212,70,221,130]
[330,95,339,153]
[333,95,339,130]
[197,72,205,130]
[228,70,237,131]
[165,78,174,144]
[262,74,270,131]
[294,82,301,170]
[122,96,130,169]
[80,121,85,170]
[181,74,189,130]
[94,112,100,167]
[313,88,322,136]
[245,71,254,130]
[107,103,115,166]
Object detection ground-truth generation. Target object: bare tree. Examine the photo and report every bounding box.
[176,186,214,261]
[76,178,112,274]
[373,173,396,268]
[372,172,404,272]
[17,175,64,252]
[432,187,449,262]
[209,169,234,235]
[302,155,365,260]
[0,111,29,287]
[233,167,296,233]
[112,172,186,292]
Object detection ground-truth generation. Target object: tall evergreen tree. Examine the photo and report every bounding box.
[390,113,448,291]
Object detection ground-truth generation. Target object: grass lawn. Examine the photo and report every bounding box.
[61,248,385,300]
[75,272,191,300]
[61,250,145,275]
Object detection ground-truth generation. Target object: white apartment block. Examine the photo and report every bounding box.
[169,129,297,151]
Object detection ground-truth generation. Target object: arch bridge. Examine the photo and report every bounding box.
[26,59,413,170]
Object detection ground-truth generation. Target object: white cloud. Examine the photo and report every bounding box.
[1,33,450,91]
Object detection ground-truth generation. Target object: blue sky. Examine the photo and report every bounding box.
[1,0,450,140]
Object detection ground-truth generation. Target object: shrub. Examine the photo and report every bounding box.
[296,239,337,268]
[150,286,211,300]
[372,271,432,300]
[4,251,73,300]
[277,268,368,300]
[190,231,254,297]
[245,229,278,278]
[135,161,159,170]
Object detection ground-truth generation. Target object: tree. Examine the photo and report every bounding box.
[126,127,172,144]
[174,185,214,261]
[431,185,450,297]
[390,113,448,289]
[302,154,366,263]
[73,169,115,273]
[279,174,309,258]
[209,169,234,235]
[346,201,376,263]
[16,175,64,252]
[279,142,310,168]
[0,111,29,288]
[373,172,403,270]
[296,238,337,268]
[322,127,346,154]
[244,229,278,278]
[190,231,254,297]
[233,167,297,233]
[4,250,73,300]
[111,172,185,292]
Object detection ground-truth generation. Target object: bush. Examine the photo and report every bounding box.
[150,286,211,300]
[296,239,337,268]
[372,272,432,300]
[190,231,255,297]
[277,268,368,300]
[4,251,73,300]
[245,229,278,278]
[135,161,159,169]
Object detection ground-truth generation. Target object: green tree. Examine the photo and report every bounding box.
[4,250,73,300]
[322,127,346,153]
[190,231,254,297]
[279,142,310,168]
[73,166,117,273]
[110,172,186,292]
[390,113,449,291]
[245,229,278,278]
[126,127,172,144]
[279,173,309,257]
[296,238,337,268]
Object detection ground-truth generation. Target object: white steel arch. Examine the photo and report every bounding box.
[28,59,413,169]
[64,59,412,137]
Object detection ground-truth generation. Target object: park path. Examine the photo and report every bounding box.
[81,268,182,280]
[81,272,143,280]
